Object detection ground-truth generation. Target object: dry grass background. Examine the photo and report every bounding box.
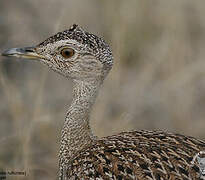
[1,0,205,179]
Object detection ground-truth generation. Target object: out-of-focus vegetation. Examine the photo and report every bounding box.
[1,0,205,179]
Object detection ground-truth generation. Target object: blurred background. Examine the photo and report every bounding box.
[1,0,205,179]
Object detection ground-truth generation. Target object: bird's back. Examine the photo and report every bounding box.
[67,130,205,179]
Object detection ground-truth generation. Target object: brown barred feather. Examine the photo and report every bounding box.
[67,130,205,180]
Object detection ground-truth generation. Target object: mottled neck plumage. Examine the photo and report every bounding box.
[59,78,102,179]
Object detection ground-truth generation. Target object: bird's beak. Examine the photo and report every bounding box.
[1,47,45,60]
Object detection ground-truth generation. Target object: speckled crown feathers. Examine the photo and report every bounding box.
[38,24,113,68]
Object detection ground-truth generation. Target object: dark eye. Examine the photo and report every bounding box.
[60,48,75,58]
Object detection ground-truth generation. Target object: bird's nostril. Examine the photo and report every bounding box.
[24,47,35,52]
[25,49,33,52]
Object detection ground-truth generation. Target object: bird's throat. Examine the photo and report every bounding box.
[59,79,102,178]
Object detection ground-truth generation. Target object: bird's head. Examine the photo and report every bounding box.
[2,24,113,83]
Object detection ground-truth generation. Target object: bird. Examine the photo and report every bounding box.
[2,24,205,180]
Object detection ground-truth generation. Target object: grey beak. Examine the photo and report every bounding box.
[1,47,45,60]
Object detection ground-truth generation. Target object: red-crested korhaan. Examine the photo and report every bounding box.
[2,24,205,180]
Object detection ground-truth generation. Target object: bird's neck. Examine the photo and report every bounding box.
[59,78,102,177]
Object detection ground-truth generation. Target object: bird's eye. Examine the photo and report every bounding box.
[60,48,75,59]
